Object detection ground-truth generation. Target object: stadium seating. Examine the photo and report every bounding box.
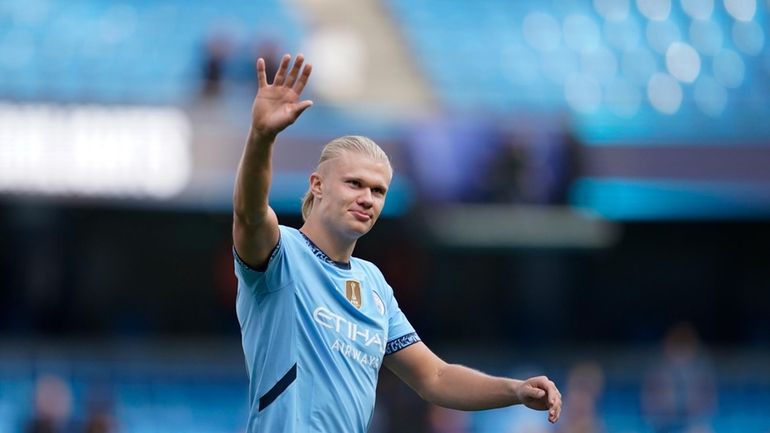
[386,0,770,142]
[0,0,304,104]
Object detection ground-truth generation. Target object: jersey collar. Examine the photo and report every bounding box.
[299,231,352,270]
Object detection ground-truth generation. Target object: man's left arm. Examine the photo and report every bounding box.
[383,342,562,423]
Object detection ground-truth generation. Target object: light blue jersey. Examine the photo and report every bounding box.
[234,225,420,433]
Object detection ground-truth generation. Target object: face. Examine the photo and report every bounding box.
[310,152,392,241]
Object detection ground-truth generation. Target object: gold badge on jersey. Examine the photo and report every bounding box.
[345,280,363,309]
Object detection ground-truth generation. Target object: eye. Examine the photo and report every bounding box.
[347,179,361,188]
[372,187,386,196]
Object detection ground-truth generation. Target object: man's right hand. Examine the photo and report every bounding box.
[251,54,313,137]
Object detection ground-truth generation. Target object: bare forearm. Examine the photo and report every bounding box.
[233,53,311,224]
[387,343,562,421]
[233,127,277,223]
[422,363,522,410]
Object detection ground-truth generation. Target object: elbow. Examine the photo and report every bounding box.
[418,389,442,406]
[419,387,456,409]
[414,365,448,406]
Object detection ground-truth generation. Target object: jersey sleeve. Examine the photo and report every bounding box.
[383,283,421,356]
[233,226,292,295]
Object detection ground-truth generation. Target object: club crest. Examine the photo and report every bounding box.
[372,290,385,316]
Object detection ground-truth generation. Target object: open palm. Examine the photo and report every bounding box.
[251,54,313,136]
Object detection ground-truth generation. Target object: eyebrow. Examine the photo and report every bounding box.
[344,176,388,192]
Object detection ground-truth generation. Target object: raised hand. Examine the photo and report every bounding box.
[251,54,313,137]
[515,376,562,423]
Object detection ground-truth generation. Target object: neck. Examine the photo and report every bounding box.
[299,219,357,263]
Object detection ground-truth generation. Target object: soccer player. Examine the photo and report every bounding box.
[232,54,562,433]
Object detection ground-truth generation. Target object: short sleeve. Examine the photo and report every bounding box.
[383,285,421,356]
[233,231,287,295]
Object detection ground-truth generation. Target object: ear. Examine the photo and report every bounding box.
[309,172,323,199]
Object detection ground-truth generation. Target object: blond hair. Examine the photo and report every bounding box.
[301,135,391,221]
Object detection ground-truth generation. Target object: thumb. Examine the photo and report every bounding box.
[530,388,546,399]
[293,100,314,117]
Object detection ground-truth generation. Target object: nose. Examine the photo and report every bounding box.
[357,189,373,208]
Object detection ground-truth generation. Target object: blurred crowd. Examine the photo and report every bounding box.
[24,375,113,433]
[200,32,283,100]
[11,321,728,433]
[370,321,720,433]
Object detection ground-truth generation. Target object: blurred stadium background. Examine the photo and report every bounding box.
[1,0,770,432]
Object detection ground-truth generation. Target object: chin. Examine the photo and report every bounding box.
[345,222,373,239]
[351,226,372,238]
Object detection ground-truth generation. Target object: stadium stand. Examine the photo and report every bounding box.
[385,0,770,141]
[0,0,304,104]
[2,1,770,432]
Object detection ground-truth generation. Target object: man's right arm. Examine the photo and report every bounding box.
[232,54,313,269]
[232,128,281,269]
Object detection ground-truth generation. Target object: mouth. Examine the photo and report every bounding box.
[349,209,372,222]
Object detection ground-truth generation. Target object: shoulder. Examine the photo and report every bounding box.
[352,256,385,278]
[278,224,299,239]
[352,257,393,295]
[234,225,302,275]
[277,225,306,249]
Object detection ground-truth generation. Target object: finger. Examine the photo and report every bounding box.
[293,63,312,94]
[548,382,561,403]
[284,54,304,88]
[548,393,559,409]
[548,399,562,423]
[547,385,562,423]
[545,382,559,407]
[256,58,268,88]
[272,54,291,85]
